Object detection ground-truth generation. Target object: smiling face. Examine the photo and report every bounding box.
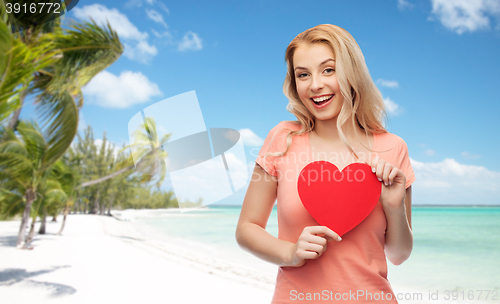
[292,43,344,123]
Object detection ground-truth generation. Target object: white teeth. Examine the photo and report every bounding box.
[312,95,333,102]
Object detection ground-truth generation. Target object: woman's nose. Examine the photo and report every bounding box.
[310,76,324,91]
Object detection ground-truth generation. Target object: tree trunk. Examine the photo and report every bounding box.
[91,189,100,214]
[107,193,116,216]
[57,206,69,235]
[17,188,36,249]
[51,215,57,222]
[26,217,36,245]
[39,211,47,234]
[8,88,27,130]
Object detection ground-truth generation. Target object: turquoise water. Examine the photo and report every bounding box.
[388,207,500,293]
[133,206,500,295]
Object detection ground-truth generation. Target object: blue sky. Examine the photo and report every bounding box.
[20,0,500,205]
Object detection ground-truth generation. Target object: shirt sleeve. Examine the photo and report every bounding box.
[255,122,288,177]
[397,137,416,189]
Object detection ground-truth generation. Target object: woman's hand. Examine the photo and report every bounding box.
[365,154,407,210]
[286,226,342,267]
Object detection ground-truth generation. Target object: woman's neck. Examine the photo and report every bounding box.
[313,117,366,144]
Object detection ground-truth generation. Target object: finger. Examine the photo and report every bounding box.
[303,242,324,254]
[304,234,328,246]
[306,226,342,242]
[393,168,406,186]
[368,153,379,172]
[388,167,398,185]
[382,163,393,186]
[312,232,336,243]
[298,250,321,260]
[375,159,385,181]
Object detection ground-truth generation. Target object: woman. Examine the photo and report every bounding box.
[235,24,415,303]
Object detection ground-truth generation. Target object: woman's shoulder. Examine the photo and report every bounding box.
[375,131,410,154]
[274,120,302,131]
[261,121,302,151]
[266,120,302,137]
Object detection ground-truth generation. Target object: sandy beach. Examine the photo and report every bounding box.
[0,214,274,304]
[1,209,491,304]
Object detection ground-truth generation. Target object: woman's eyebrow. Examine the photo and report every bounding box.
[294,58,335,71]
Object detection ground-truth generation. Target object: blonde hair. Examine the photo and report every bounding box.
[263,24,392,172]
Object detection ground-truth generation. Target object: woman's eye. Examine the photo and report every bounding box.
[324,68,335,74]
[297,73,308,78]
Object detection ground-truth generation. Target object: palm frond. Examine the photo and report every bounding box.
[36,90,78,170]
[0,126,25,153]
[41,18,123,96]
[0,188,24,220]
[16,121,47,168]
[0,16,54,125]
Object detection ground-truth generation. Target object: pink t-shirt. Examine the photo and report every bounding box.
[255,121,416,304]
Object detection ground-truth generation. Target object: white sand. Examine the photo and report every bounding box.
[0,212,467,304]
[0,214,274,304]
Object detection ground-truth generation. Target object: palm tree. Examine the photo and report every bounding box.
[0,2,123,247]
[0,9,54,126]
[0,121,74,248]
[26,170,66,243]
[41,157,77,235]
[37,157,76,234]
[1,1,123,134]
[79,117,171,189]
[1,3,124,172]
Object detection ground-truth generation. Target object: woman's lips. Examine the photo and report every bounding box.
[310,94,334,108]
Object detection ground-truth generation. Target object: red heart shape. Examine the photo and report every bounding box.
[297,161,381,236]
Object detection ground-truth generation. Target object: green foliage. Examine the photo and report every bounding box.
[0,121,76,221]
[127,117,170,187]
[72,125,178,213]
[0,14,53,125]
[119,186,178,210]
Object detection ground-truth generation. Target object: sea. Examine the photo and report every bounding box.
[128,206,500,303]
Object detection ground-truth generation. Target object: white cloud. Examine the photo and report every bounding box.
[424,149,435,156]
[122,2,199,53]
[411,157,500,205]
[73,4,157,63]
[239,128,264,147]
[146,9,168,28]
[397,0,414,10]
[82,70,162,109]
[124,0,141,8]
[168,151,249,208]
[123,40,158,62]
[430,0,500,34]
[461,151,482,159]
[152,29,173,40]
[124,0,142,8]
[383,97,400,115]
[224,152,250,188]
[178,31,203,51]
[126,0,170,14]
[377,79,399,88]
[156,2,170,14]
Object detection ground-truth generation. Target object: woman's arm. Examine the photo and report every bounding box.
[367,154,413,266]
[384,186,413,265]
[235,164,341,267]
